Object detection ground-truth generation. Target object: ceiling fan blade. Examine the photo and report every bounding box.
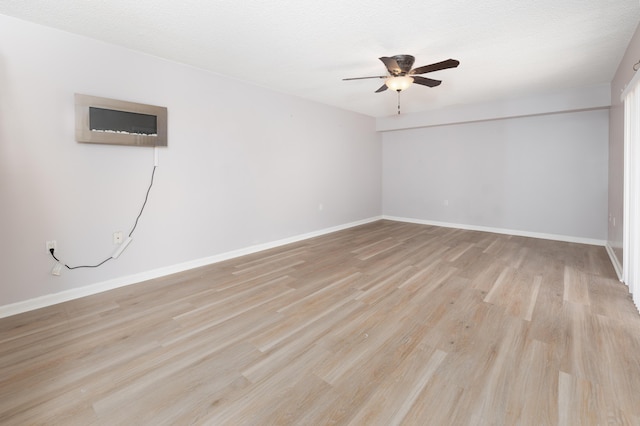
[342,76,386,81]
[410,59,460,75]
[375,84,388,93]
[379,57,402,75]
[412,76,442,87]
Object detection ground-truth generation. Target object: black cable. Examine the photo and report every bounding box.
[129,165,156,238]
[49,249,61,263]
[64,256,112,270]
[48,164,157,269]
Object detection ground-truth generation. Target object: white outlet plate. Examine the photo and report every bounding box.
[113,232,123,244]
[46,240,57,252]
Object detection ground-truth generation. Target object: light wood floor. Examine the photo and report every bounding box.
[1,220,640,425]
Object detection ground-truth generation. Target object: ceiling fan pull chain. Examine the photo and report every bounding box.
[397,91,401,115]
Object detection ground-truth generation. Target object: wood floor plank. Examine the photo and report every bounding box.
[484,267,543,321]
[347,347,447,425]
[200,344,332,425]
[93,342,259,425]
[242,299,365,384]
[1,220,639,424]
[564,265,591,306]
[558,371,610,426]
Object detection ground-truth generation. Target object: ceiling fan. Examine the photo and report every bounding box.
[343,54,460,93]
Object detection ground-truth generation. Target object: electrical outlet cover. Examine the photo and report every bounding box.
[46,240,57,252]
[113,232,123,244]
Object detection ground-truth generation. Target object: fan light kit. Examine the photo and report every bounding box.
[385,76,414,91]
[343,54,460,114]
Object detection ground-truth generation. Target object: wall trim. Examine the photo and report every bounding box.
[605,243,624,282]
[0,216,383,319]
[383,215,607,246]
[2,215,612,319]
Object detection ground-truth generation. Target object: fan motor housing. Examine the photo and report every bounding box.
[392,55,415,75]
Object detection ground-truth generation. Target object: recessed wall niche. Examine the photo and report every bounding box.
[75,94,167,147]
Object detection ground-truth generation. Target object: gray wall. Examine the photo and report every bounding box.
[0,15,382,307]
[382,109,609,241]
[609,22,640,268]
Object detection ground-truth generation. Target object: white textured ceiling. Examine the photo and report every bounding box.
[1,0,639,117]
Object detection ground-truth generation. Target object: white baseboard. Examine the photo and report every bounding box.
[605,243,624,282]
[383,215,607,246]
[1,215,612,319]
[0,216,383,319]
